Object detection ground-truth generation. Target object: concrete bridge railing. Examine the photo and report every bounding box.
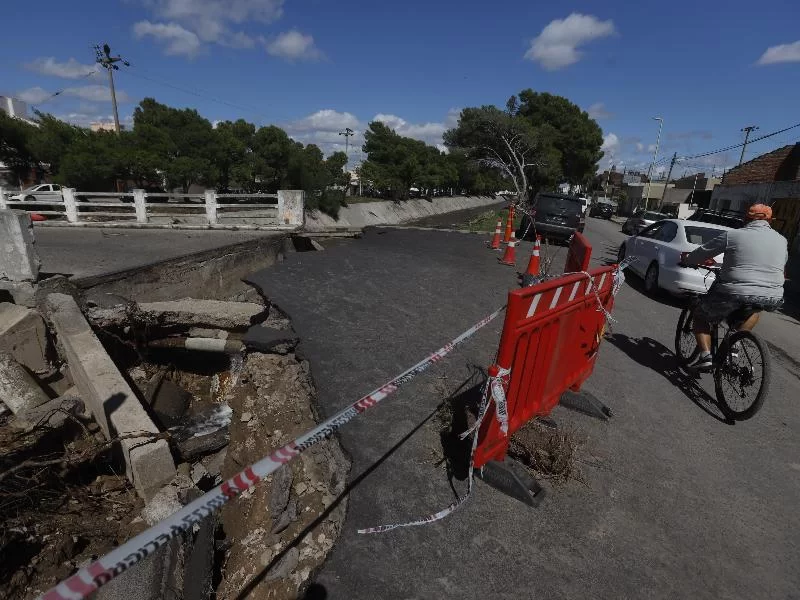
[0,187,304,230]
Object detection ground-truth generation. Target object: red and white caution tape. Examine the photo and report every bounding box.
[357,366,510,535]
[38,307,506,600]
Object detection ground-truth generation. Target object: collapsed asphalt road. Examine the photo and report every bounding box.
[247,222,800,599]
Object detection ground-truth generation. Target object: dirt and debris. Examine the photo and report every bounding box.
[216,352,349,600]
[0,411,144,600]
[1,291,348,599]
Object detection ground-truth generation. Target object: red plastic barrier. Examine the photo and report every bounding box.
[474,265,617,468]
[564,231,592,273]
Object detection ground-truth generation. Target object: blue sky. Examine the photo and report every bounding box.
[2,0,799,175]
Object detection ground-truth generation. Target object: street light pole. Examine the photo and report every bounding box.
[738,125,759,166]
[643,116,663,211]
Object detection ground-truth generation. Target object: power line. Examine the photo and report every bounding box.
[680,121,800,160]
[29,69,99,110]
[123,67,271,122]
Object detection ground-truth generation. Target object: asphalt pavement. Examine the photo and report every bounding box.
[33,227,277,278]
[247,220,800,599]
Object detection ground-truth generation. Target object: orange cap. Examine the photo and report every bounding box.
[747,204,772,221]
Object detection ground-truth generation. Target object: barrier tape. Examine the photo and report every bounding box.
[359,261,634,535]
[357,367,507,535]
[39,306,506,600]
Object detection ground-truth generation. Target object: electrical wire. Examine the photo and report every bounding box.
[679,121,800,160]
[29,69,99,110]
[123,67,270,122]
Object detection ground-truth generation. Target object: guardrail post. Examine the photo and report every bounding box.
[133,189,149,223]
[277,190,304,226]
[62,188,78,223]
[0,187,6,210]
[204,189,218,226]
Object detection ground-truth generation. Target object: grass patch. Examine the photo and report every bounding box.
[466,209,522,233]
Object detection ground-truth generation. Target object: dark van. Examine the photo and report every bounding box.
[518,193,585,241]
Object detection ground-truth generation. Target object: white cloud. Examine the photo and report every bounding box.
[17,87,52,104]
[25,57,99,79]
[601,132,619,154]
[525,13,615,70]
[135,0,283,55]
[757,40,800,65]
[647,144,657,153]
[587,102,611,120]
[133,21,202,57]
[373,113,449,147]
[636,142,644,152]
[288,109,359,132]
[264,30,323,61]
[63,85,130,103]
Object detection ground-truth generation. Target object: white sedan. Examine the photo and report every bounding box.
[9,183,63,202]
[617,219,731,295]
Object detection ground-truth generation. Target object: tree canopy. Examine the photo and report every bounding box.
[515,90,604,185]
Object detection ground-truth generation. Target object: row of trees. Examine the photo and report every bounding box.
[1,89,604,215]
[0,99,350,214]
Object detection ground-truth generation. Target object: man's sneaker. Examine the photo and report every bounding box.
[686,351,713,371]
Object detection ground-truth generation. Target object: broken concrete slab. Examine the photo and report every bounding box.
[139,298,265,330]
[147,378,191,429]
[13,393,83,430]
[45,293,175,501]
[0,302,49,372]
[90,298,266,331]
[0,210,40,282]
[242,325,299,354]
[0,352,51,414]
[171,403,232,461]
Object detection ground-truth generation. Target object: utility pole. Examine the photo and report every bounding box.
[338,127,354,161]
[738,125,759,166]
[94,43,129,135]
[643,116,663,211]
[659,152,678,210]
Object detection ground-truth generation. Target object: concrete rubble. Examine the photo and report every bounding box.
[88,299,266,331]
[46,293,175,501]
[0,352,51,414]
[0,302,50,372]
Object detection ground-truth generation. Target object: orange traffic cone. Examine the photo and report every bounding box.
[498,232,517,266]
[489,218,502,250]
[524,235,541,277]
[503,206,514,243]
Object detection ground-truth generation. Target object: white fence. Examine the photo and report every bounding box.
[0,187,304,230]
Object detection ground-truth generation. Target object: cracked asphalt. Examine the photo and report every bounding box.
[247,219,800,600]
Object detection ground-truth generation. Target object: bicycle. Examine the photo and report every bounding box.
[674,265,772,421]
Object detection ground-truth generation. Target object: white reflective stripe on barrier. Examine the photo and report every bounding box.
[38,306,507,600]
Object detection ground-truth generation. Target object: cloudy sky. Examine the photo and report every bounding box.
[2,0,799,173]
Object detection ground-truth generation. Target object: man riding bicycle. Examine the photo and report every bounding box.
[681,204,787,370]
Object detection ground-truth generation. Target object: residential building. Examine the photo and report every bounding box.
[0,96,38,127]
[90,121,125,132]
[710,143,800,252]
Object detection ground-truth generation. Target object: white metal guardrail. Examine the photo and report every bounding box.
[0,187,304,230]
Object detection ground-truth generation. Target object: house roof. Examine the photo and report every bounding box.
[722,143,800,185]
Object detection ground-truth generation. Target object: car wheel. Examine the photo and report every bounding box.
[25,195,36,202]
[644,262,659,294]
[617,244,626,263]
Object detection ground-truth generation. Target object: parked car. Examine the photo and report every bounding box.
[9,183,63,203]
[518,192,585,241]
[590,201,615,219]
[579,197,590,215]
[621,209,670,235]
[687,208,745,229]
[617,219,731,295]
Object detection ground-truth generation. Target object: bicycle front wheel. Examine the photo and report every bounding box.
[714,330,771,420]
[675,307,698,364]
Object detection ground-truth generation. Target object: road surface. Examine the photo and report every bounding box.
[247,218,800,599]
[34,227,278,279]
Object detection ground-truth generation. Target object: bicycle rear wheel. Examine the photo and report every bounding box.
[714,330,771,420]
[674,307,698,364]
